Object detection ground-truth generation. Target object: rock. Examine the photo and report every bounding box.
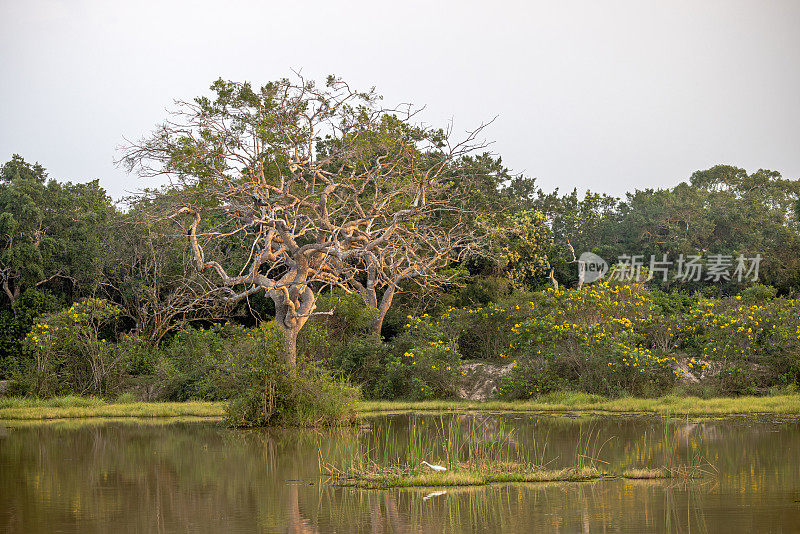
[672,356,724,383]
[458,360,515,400]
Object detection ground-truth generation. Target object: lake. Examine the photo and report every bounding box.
[1,412,799,533]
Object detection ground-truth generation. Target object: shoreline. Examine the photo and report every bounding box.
[357,393,800,417]
[2,393,800,421]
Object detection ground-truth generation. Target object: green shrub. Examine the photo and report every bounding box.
[0,289,61,379]
[114,391,138,403]
[506,284,678,397]
[330,334,394,398]
[298,290,378,363]
[440,303,527,360]
[154,321,274,401]
[20,298,122,396]
[497,358,563,399]
[115,333,160,375]
[388,315,462,399]
[225,321,360,427]
[675,296,800,388]
[740,283,778,303]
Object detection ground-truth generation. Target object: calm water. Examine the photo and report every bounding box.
[1,413,799,533]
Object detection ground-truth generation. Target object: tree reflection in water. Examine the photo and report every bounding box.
[0,413,798,533]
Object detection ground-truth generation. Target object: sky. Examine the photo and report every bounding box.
[1,0,799,201]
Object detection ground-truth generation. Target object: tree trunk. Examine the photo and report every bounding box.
[270,285,315,373]
[576,262,585,290]
[548,268,559,291]
[284,326,299,371]
[370,284,396,337]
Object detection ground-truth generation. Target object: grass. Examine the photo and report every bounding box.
[0,396,225,420]
[331,465,606,489]
[621,467,670,479]
[3,390,800,421]
[356,391,800,416]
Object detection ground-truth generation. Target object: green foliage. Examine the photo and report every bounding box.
[225,321,361,427]
[115,333,161,375]
[387,315,462,399]
[439,302,527,361]
[0,155,112,305]
[674,295,800,393]
[500,210,551,289]
[3,154,800,406]
[21,298,122,396]
[740,283,778,302]
[503,284,681,397]
[298,290,378,363]
[0,288,61,377]
[330,334,394,398]
[153,322,277,401]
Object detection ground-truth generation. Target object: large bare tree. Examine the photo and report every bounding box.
[348,221,479,335]
[122,75,487,369]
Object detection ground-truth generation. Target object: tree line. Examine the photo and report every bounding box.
[2,75,799,408]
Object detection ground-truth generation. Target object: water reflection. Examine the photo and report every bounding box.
[1,414,799,533]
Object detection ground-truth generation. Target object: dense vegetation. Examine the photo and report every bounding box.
[2,80,799,424]
[3,152,798,405]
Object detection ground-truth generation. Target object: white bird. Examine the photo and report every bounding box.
[423,491,447,501]
[421,461,447,472]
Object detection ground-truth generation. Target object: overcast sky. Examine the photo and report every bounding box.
[1,0,799,201]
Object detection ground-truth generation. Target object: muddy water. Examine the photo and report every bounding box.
[1,413,799,533]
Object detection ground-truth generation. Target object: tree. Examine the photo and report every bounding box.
[615,166,800,291]
[0,155,112,307]
[24,298,122,395]
[347,218,479,335]
[122,76,488,368]
[100,192,230,344]
[499,210,551,290]
[534,188,619,288]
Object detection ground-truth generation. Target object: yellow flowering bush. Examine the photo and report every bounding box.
[387,315,462,399]
[437,303,529,360]
[499,283,679,398]
[22,298,122,395]
[674,296,800,393]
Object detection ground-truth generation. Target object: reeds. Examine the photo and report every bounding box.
[324,415,607,488]
[323,414,715,488]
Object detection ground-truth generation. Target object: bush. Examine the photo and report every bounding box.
[740,283,778,303]
[505,284,678,398]
[225,321,360,427]
[154,321,275,401]
[330,335,394,398]
[440,302,527,360]
[298,290,378,363]
[116,333,160,375]
[0,288,61,379]
[497,358,563,399]
[675,296,800,389]
[387,315,462,399]
[21,298,122,396]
